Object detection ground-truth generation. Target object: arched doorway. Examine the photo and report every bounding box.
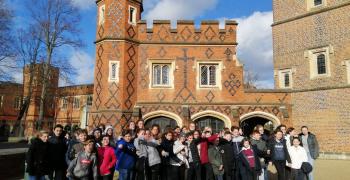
[145,116,178,133]
[240,111,280,136]
[195,116,225,133]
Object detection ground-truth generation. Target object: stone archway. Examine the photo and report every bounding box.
[191,110,232,133]
[239,111,281,136]
[143,110,183,132]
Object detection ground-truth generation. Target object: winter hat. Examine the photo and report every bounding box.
[104,125,114,135]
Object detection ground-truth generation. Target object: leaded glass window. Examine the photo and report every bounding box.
[153,64,171,86]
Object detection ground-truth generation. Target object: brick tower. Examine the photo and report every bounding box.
[272,0,350,154]
[90,0,143,132]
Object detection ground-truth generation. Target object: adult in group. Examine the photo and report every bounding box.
[268,130,291,180]
[231,126,244,179]
[48,124,67,180]
[189,122,197,132]
[238,138,262,180]
[219,131,235,180]
[26,131,50,180]
[300,126,319,180]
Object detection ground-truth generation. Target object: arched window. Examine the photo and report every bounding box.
[314,0,323,6]
[145,116,178,133]
[196,116,225,133]
[317,54,326,75]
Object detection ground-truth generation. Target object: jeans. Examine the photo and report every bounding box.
[148,164,160,180]
[273,160,286,180]
[119,169,133,180]
[28,176,46,180]
[307,152,315,180]
[215,175,223,180]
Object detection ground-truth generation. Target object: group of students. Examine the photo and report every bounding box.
[25,120,319,180]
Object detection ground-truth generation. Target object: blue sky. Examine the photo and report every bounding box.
[11,0,274,88]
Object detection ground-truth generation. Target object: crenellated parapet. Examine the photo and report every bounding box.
[137,20,238,45]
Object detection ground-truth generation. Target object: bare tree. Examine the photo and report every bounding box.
[26,0,82,127]
[244,69,259,89]
[0,0,15,81]
[15,27,43,136]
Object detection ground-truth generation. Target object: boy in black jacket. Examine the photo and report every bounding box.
[219,131,236,180]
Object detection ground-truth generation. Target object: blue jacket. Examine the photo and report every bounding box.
[115,138,136,170]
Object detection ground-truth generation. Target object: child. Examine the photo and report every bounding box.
[67,139,98,180]
[238,138,262,180]
[208,137,224,180]
[172,133,189,180]
[116,130,137,180]
[134,129,148,180]
[26,130,50,180]
[98,135,117,180]
[219,131,235,180]
[67,129,88,164]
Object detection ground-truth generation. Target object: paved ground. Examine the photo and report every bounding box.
[0,142,349,180]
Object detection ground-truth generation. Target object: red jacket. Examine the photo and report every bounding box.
[199,134,218,164]
[97,146,117,176]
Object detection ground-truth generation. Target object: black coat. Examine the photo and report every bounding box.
[218,138,236,176]
[238,145,262,180]
[160,138,180,165]
[189,137,201,164]
[26,138,50,176]
[48,135,67,170]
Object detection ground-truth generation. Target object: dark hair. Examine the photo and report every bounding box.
[224,131,231,136]
[301,126,308,130]
[151,124,160,130]
[252,130,260,135]
[54,124,64,130]
[193,130,201,135]
[231,126,239,132]
[98,124,105,130]
[102,135,110,139]
[277,124,287,130]
[122,129,132,137]
[136,120,144,126]
[274,129,283,134]
[174,126,180,130]
[240,138,251,147]
[77,129,88,135]
[292,137,300,142]
[223,127,230,132]
[136,128,145,134]
[287,127,295,134]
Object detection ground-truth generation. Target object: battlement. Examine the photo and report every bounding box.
[138,20,237,45]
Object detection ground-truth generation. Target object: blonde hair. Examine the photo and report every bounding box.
[36,130,49,138]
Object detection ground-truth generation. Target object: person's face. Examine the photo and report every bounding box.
[145,130,151,140]
[302,128,308,135]
[205,131,212,138]
[54,127,63,137]
[179,136,186,143]
[193,131,200,139]
[94,131,101,139]
[258,127,264,135]
[224,134,232,141]
[78,133,87,142]
[182,127,188,133]
[137,121,144,128]
[243,141,250,148]
[232,129,239,137]
[102,137,110,146]
[189,123,196,131]
[129,122,135,130]
[281,127,286,134]
[253,133,261,140]
[107,128,113,136]
[276,132,283,140]
[290,130,295,136]
[214,138,219,146]
[152,127,159,136]
[187,135,193,143]
[85,143,94,153]
[138,130,145,139]
[124,134,132,142]
[293,139,300,147]
[175,128,181,133]
[40,133,49,142]
[165,133,173,141]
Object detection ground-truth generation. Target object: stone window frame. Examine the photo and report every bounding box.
[13,96,21,109]
[196,61,222,89]
[86,95,93,107]
[73,96,80,109]
[278,69,293,89]
[61,97,68,110]
[307,0,327,10]
[148,59,175,89]
[98,4,105,25]
[128,5,137,26]
[0,95,3,108]
[308,46,331,79]
[108,61,120,83]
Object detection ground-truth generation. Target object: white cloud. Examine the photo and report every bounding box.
[145,0,218,23]
[68,51,95,85]
[71,0,95,10]
[233,11,274,88]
